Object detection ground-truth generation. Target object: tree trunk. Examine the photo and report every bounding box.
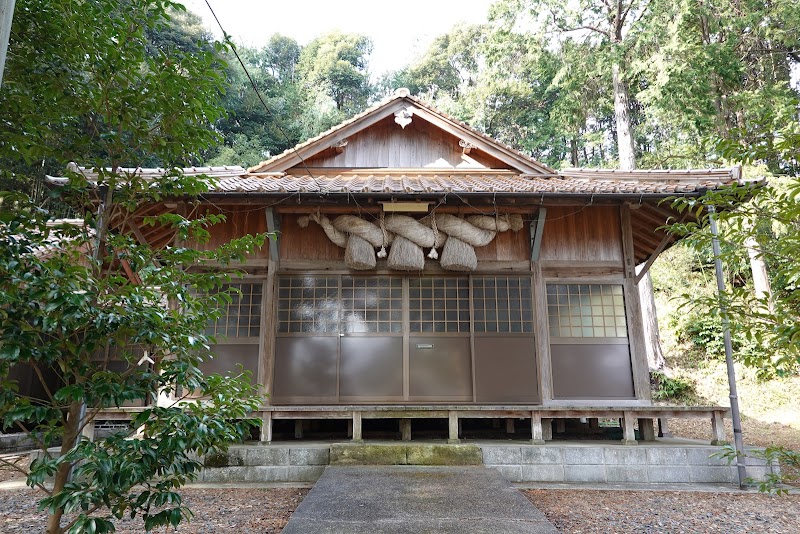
[744,235,773,312]
[46,402,82,534]
[611,63,636,171]
[570,137,579,166]
[611,58,666,372]
[637,268,666,371]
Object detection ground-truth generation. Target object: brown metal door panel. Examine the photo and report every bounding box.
[409,336,472,400]
[202,344,259,377]
[273,337,338,401]
[551,343,635,399]
[474,336,539,403]
[339,337,403,399]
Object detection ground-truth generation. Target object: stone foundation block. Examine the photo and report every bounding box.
[604,447,647,465]
[520,464,565,482]
[290,447,330,466]
[564,447,604,465]
[564,465,607,483]
[689,466,736,484]
[244,466,290,482]
[201,466,247,483]
[606,466,648,483]
[687,448,728,466]
[482,446,522,465]
[246,447,290,466]
[647,465,691,483]
[646,448,688,466]
[521,447,563,465]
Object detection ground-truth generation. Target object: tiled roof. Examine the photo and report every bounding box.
[45,165,247,185]
[208,170,738,196]
[46,165,743,197]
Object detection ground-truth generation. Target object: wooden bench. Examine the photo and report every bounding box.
[257,405,731,446]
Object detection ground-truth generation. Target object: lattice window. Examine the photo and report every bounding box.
[546,284,627,338]
[277,276,339,333]
[204,282,262,339]
[473,276,533,333]
[409,278,470,333]
[341,277,403,333]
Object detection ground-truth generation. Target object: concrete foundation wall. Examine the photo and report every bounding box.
[199,443,778,486]
[482,444,778,485]
[200,444,330,484]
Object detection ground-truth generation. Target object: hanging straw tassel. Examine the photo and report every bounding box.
[387,236,425,270]
[427,215,440,259]
[377,212,389,258]
[440,236,477,271]
[345,234,377,270]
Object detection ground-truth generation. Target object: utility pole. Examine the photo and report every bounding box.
[708,205,748,489]
[0,0,15,88]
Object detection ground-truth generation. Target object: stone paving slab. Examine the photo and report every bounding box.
[282,465,557,534]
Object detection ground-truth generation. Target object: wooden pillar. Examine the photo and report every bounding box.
[261,209,279,403]
[658,417,672,438]
[532,262,553,403]
[448,411,460,444]
[82,420,95,442]
[621,412,637,444]
[352,411,363,442]
[505,419,516,434]
[638,418,656,441]
[346,419,353,438]
[294,420,303,439]
[400,419,412,441]
[260,412,272,443]
[711,411,728,445]
[542,418,553,441]
[589,418,600,429]
[531,412,545,444]
[555,419,566,434]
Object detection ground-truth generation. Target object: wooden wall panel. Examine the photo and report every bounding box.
[300,116,510,170]
[279,214,344,262]
[475,226,530,262]
[192,205,269,259]
[539,205,622,263]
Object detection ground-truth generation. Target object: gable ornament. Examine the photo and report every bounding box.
[394,107,415,129]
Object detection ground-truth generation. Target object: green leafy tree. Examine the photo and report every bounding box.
[208,38,305,167]
[297,31,374,121]
[0,1,266,532]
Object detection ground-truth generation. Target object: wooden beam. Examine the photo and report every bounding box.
[275,205,535,215]
[634,209,690,283]
[620,204,636,279]
[265,208,279,265]
[635,231,675,284]
[530,207,547,262]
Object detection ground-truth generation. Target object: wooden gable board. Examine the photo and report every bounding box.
[249,91,555,175]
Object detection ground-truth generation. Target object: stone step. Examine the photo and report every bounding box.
[330,443,483,466]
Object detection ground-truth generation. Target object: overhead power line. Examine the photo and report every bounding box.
[202,0,321,191]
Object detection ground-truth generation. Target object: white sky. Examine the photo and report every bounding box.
[182,0,496,76]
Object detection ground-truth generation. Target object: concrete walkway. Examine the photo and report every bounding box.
[282,465,558,533]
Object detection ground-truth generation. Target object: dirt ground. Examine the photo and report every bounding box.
[0,487,308,533]
[525,489,800,533]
